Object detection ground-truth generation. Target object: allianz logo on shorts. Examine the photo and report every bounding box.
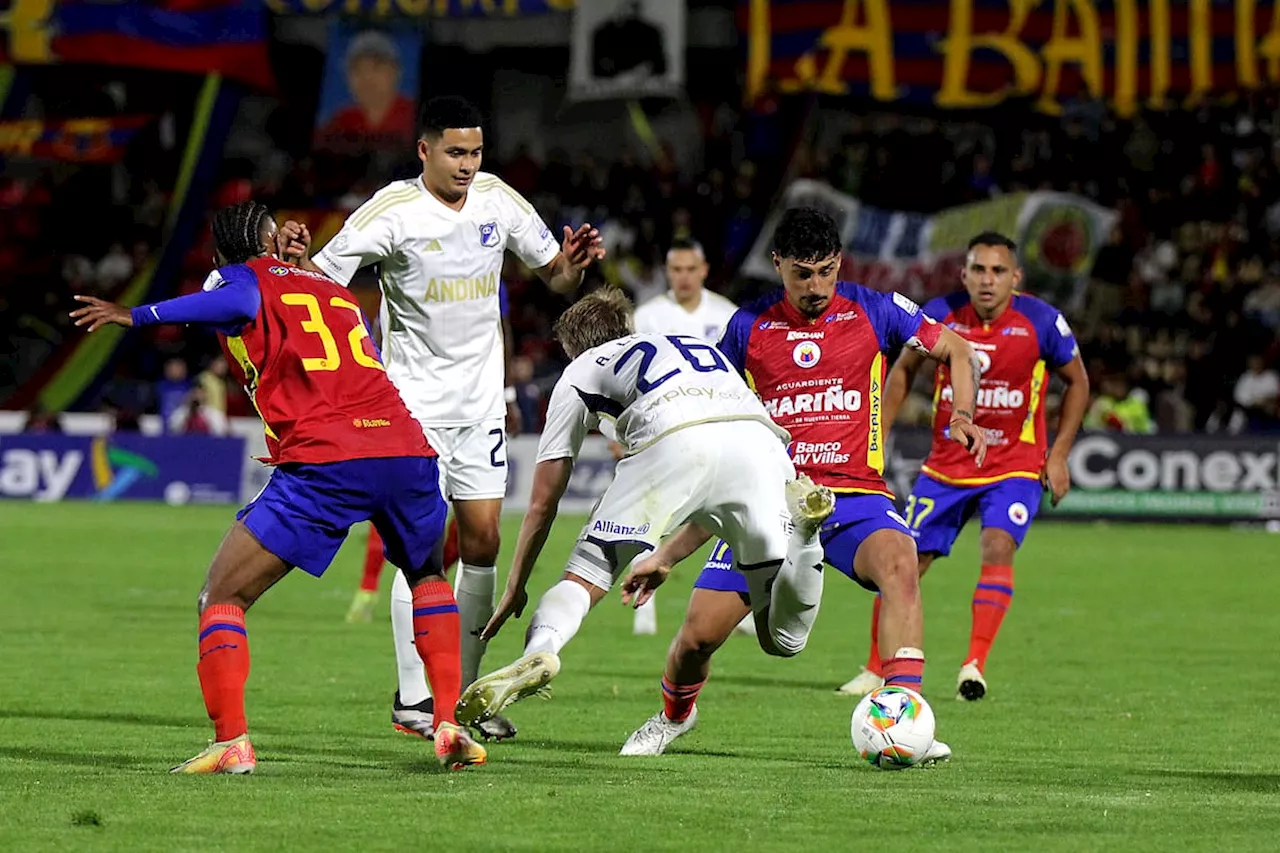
[592,520,651,536]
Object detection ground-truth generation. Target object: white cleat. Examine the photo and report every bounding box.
[917,739,952,766]
[456,651,560,727]
[633,596,657,635]
[732,613,757,636]
[956,660,987,701]
[620,707,698,756]
[785,475,836,539]
[835,667,884,697]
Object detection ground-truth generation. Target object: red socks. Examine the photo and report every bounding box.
[197,604,250,742]
[360,526,385,593]
[968,564,1013,670]
[412,581,462,726]
[661,676,703,723]
[882,650,925,691]
[442,517,460,572]
[865,595,883,676]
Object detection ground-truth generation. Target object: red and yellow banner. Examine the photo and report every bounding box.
[741,0,1280,116]
[0,115,150,162]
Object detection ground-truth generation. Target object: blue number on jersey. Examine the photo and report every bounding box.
[614,335,729,393]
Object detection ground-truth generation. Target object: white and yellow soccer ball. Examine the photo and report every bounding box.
[851,686,936,770]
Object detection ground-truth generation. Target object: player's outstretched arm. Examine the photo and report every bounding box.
[1043,355,1090,506]
[620,522,714,608]
[71,285,259,334]
[925,326,987,467]
[883,349,927,430]
[534,224,607,294]
[481,457,574,641]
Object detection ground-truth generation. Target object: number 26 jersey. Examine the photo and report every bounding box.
[536,333,789,463]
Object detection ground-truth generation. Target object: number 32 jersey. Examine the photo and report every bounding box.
[536,333,788,463]
[213,258,432,466]
[718,282,942,497]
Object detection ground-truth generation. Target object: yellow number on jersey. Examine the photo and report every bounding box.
[281,293,384,373]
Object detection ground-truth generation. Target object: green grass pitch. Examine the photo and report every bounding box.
[1,502,1278,851]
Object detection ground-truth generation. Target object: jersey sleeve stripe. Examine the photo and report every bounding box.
[472,175,533,214]
[866,352,885,475]
[350,186,417,231]
[1018,359,1047,444]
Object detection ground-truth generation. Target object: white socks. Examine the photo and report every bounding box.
[390,570,429,705]
[391,562,498,703]
[741,527,826,657]
[632,593,657,635]
[524,580,592,655]
[455,563,497,685]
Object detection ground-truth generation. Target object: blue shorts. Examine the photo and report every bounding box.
[693,493,911,597]
[238,456,447,578]
[906,474,1042,558]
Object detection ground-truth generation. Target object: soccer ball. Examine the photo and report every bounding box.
[851,686,936,770]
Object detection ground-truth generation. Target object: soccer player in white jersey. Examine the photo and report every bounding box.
[453,288,837,731]
[278,96,604,741]
[629,238,742,636]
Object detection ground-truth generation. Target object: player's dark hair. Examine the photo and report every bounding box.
[666,237,705,258]
[213,202,272,265]
[968,231,1018,254]
[418,95,484,140]
[772,207,841,263]
[554,287,635,358]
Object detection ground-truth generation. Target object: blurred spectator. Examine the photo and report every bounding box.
[168,386,228,436]
[1233,354,1279,431]
[96,243,134,291]
[1085,374,1155,434]
[156,358,191,429]
[510,355,542,433]
[197,359,229,425]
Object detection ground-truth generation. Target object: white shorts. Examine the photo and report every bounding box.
[419,417,508,502]
[565,419,795,591]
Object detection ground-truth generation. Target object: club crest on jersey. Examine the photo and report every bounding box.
[975,351,992,374]
[792,340,821,368]
[268,266,289,276]
[1008,502,1030,526]
[479,221,501,248]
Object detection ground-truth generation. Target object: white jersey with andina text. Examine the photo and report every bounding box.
[537,333,789,463]
[313,173,560,427]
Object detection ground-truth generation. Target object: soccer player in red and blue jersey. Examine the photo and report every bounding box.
[70,202,487,773]
[838,231,1090,702]
[618,208,986,759]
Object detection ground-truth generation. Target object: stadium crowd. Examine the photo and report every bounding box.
[6,81,1280,436]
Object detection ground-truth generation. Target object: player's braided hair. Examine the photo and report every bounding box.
[212,202,272,265]
[554,287,635,358]
[773,207,841,263]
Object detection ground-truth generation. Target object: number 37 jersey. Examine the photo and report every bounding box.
[536,333,789,462]
[215,258,432,466]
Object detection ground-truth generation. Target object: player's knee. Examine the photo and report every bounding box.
[458,525,500,565]
[671,623,727,663]
[761,628,805,658]
[980,529,1017,566]
[877,551,920,597]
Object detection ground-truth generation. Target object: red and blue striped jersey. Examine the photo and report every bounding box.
[719,282,942,496]
[920,291,1078,486]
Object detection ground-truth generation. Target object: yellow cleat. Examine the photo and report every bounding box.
[433,721,487,770]
[346,589,377,623]
[170,734,256,775]
[456,651,560,727]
